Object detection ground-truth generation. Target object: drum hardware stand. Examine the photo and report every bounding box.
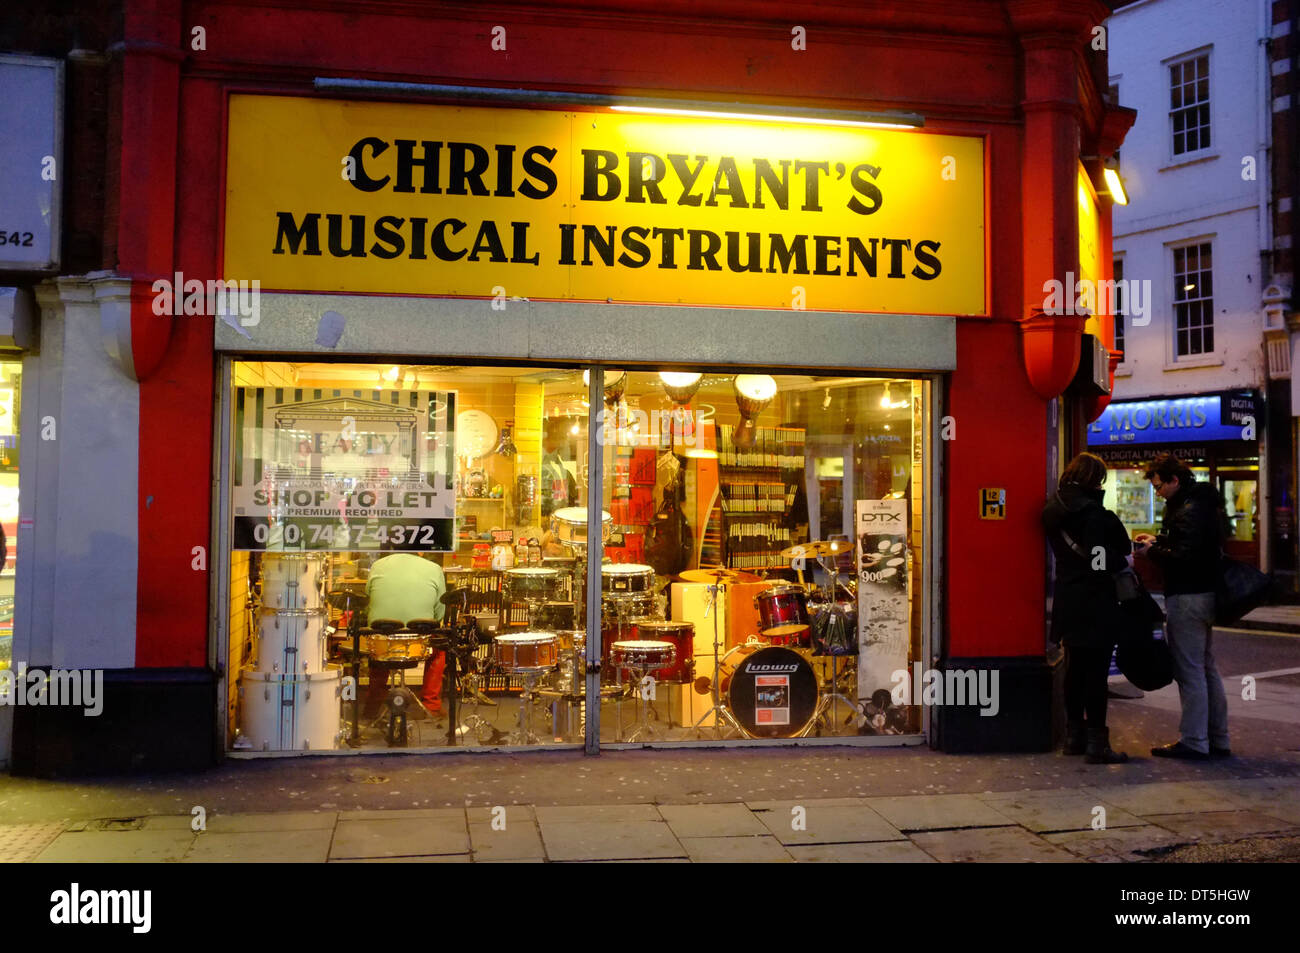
[506,669,548,745]
[692,580,745,739]
[807,552,862,734]
[805,655,859,736]
[621,667,668,743]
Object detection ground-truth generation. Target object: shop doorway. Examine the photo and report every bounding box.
[1217,471,1259,566]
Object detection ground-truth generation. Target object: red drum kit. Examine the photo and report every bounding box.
[688,540,863,739]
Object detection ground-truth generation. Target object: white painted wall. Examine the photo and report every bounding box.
[1107,0,1267,397]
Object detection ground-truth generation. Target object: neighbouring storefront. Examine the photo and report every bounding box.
[1088,389,1264,570]
[7,0,1132,774]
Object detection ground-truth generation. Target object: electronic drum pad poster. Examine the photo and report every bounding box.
[856,498,911,731]
[232,388,457,552]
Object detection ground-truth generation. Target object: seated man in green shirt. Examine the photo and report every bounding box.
[364,552,447,718]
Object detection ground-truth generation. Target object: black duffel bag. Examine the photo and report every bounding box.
[1114,574,1174,691]
[1216,555,1271,626]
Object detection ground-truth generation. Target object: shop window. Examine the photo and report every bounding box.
[1169,52,1210,157]
[222,362,929,753]
[1173,242,1213,357]
[0,360,18,672]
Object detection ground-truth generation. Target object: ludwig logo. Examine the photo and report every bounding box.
[745,663,800,673]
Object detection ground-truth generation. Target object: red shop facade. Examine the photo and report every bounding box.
[3,0,1132,774]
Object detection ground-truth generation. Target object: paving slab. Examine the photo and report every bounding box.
[678,835,793,862]
[183,829,334,862]
[911,826,1081,863]
[140,815,202,831]
[535,804,661,824]
[1043,824,1190,862]
[0,822,66,863]
[752,801,904,845]
[330,815,470,859]
[33,830,196,863]
[787,841,937,863]
[978,791,1145,833]
[745,797,869,811]
[330,854,472,863]
[1203,777,1300,822]
[659,803,767,838]
[337,808,468,821]
[867,794,1015,832]
[1081,781,1235,816]
[539,819,685,861]
[175,811,338,833]
[469,806,546,861]
[1145,810,1297,843]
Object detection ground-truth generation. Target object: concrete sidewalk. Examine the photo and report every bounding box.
[1233,605,1300,634]
[5,776,1300,862]
[2,651,1298,863]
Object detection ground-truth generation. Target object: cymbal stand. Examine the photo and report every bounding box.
[692,580,745,738]
[809,553,860,732]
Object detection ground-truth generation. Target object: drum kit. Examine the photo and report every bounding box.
[246,500,869,748]
[239,553,344,752]
[689,540,862,739]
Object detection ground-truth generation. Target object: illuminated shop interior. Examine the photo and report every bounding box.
[225,361,929,751]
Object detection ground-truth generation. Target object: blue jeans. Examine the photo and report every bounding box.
[1164,593,1229,753]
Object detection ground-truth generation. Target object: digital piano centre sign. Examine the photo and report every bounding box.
[1087,392,1258,447]
[223,95,985,314]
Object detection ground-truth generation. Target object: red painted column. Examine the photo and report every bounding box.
[110,0,213,667]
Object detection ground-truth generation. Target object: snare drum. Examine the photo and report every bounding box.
[602,563,655,595]
[551,507,613,547]
[762,624,812,649]
[367,632,430,663]
[503,566,561,603]
[755,585,810,643]
[630,620,695,683]
[493,631,559,671]
[260,553,327,609]
[610,640,676,676]
[256,607,329,674]
[601,590,655,621]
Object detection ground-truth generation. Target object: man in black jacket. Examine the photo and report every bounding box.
[1134,454,1229,760]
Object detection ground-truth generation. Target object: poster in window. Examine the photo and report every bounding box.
[857,498,911,732]
[231,388,456,551]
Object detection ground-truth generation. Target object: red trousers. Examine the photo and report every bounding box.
[363,651,445,717]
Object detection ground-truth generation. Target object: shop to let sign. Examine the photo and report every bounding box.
[231,388,458,552]
[224,95,985,315]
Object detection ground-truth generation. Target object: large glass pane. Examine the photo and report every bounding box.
[0,360,19,672]
[593,372,928,742]
[226,361,597,751]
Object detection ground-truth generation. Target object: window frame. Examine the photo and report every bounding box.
[1168,237,1216,361]
[1164,47,1213,163]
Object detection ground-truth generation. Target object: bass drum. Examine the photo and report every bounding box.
[239,667,342,752]
[722,645,818,739]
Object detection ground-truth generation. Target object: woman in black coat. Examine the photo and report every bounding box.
[1041,452,1132,764]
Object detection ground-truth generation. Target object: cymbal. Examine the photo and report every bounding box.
[779,540,851,559]
[679,568,761,584]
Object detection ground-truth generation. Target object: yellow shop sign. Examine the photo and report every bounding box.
[224,94,986,314]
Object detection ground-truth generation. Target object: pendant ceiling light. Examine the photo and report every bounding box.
[733,374,777,449]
